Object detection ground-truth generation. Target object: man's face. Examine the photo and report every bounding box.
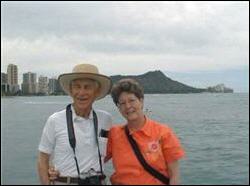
[70,78,100,112]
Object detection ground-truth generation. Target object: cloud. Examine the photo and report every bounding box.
[2,2,248,52]
[1,1,249,92]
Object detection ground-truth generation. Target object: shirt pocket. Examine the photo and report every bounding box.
[98,136,108,157]
[143,140,164,165]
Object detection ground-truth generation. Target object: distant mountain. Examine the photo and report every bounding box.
[110,70,207,93]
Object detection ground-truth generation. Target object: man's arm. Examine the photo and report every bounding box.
[37,151,51,185]
[168,160,180,185]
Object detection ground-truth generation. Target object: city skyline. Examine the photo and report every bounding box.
[2,64,63,95]
[0,63,243,93]
[2,64,59,84]
[2,2,249,92]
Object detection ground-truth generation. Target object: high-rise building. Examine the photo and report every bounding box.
[38,76,48,94]
[7,64,19,94]
[48,78,58,94]
[1,72,9,95]
[21,72,37,94]
[48,78,64,95]
[7,64,18,85]
[1,72,8,84]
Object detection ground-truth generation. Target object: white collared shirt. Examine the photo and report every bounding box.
[38,105,112,177]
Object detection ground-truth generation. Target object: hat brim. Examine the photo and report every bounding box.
[58,73,112,100]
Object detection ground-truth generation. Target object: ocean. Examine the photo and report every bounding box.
[1,93,249,185]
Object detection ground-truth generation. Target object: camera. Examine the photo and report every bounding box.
[78,175,104,185]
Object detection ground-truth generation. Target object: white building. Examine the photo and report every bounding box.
[7,64,19,94]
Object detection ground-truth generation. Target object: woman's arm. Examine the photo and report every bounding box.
[168,160,180,185]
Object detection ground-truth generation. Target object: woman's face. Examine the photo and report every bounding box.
[117,92,144,122]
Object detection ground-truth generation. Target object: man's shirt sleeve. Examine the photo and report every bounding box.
[38,115,56,154]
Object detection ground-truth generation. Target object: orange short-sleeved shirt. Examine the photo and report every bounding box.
[106,117,185,185]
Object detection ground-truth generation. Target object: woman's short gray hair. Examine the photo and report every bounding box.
[111,78,144,106]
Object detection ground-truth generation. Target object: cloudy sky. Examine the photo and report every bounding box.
[1,1,249,92]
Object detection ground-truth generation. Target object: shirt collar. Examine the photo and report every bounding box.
[71,105,94,121]
[139,116,152,137]
[128,116,152,137]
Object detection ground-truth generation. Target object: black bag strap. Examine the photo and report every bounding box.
[125,126,169,185]
[66,104,105,179]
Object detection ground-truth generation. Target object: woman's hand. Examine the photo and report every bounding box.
[168,160,180,185]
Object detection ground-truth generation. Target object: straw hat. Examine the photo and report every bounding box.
[58,64,112,100]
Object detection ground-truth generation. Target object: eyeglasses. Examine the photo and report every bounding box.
[117,98,138,108]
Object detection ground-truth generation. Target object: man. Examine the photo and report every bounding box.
[37,64,112,185]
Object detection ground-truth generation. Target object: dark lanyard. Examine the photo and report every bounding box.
[66,104,104,178]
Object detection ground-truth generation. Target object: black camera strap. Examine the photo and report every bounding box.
[66,104,105,180]
[124,125,169,185]
[66,104,81,177]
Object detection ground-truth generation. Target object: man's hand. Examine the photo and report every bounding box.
[48,166,60,182]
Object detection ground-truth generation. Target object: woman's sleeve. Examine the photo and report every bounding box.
[161,127,185,163]
[104,128,113,162]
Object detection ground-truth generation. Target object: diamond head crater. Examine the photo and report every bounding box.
[110,70,233,94]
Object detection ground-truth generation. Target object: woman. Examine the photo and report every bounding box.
[105,78,185,185]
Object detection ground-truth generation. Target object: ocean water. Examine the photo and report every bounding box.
[1,93,249,185]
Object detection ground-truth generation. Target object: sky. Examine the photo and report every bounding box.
[1,1,249,92]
